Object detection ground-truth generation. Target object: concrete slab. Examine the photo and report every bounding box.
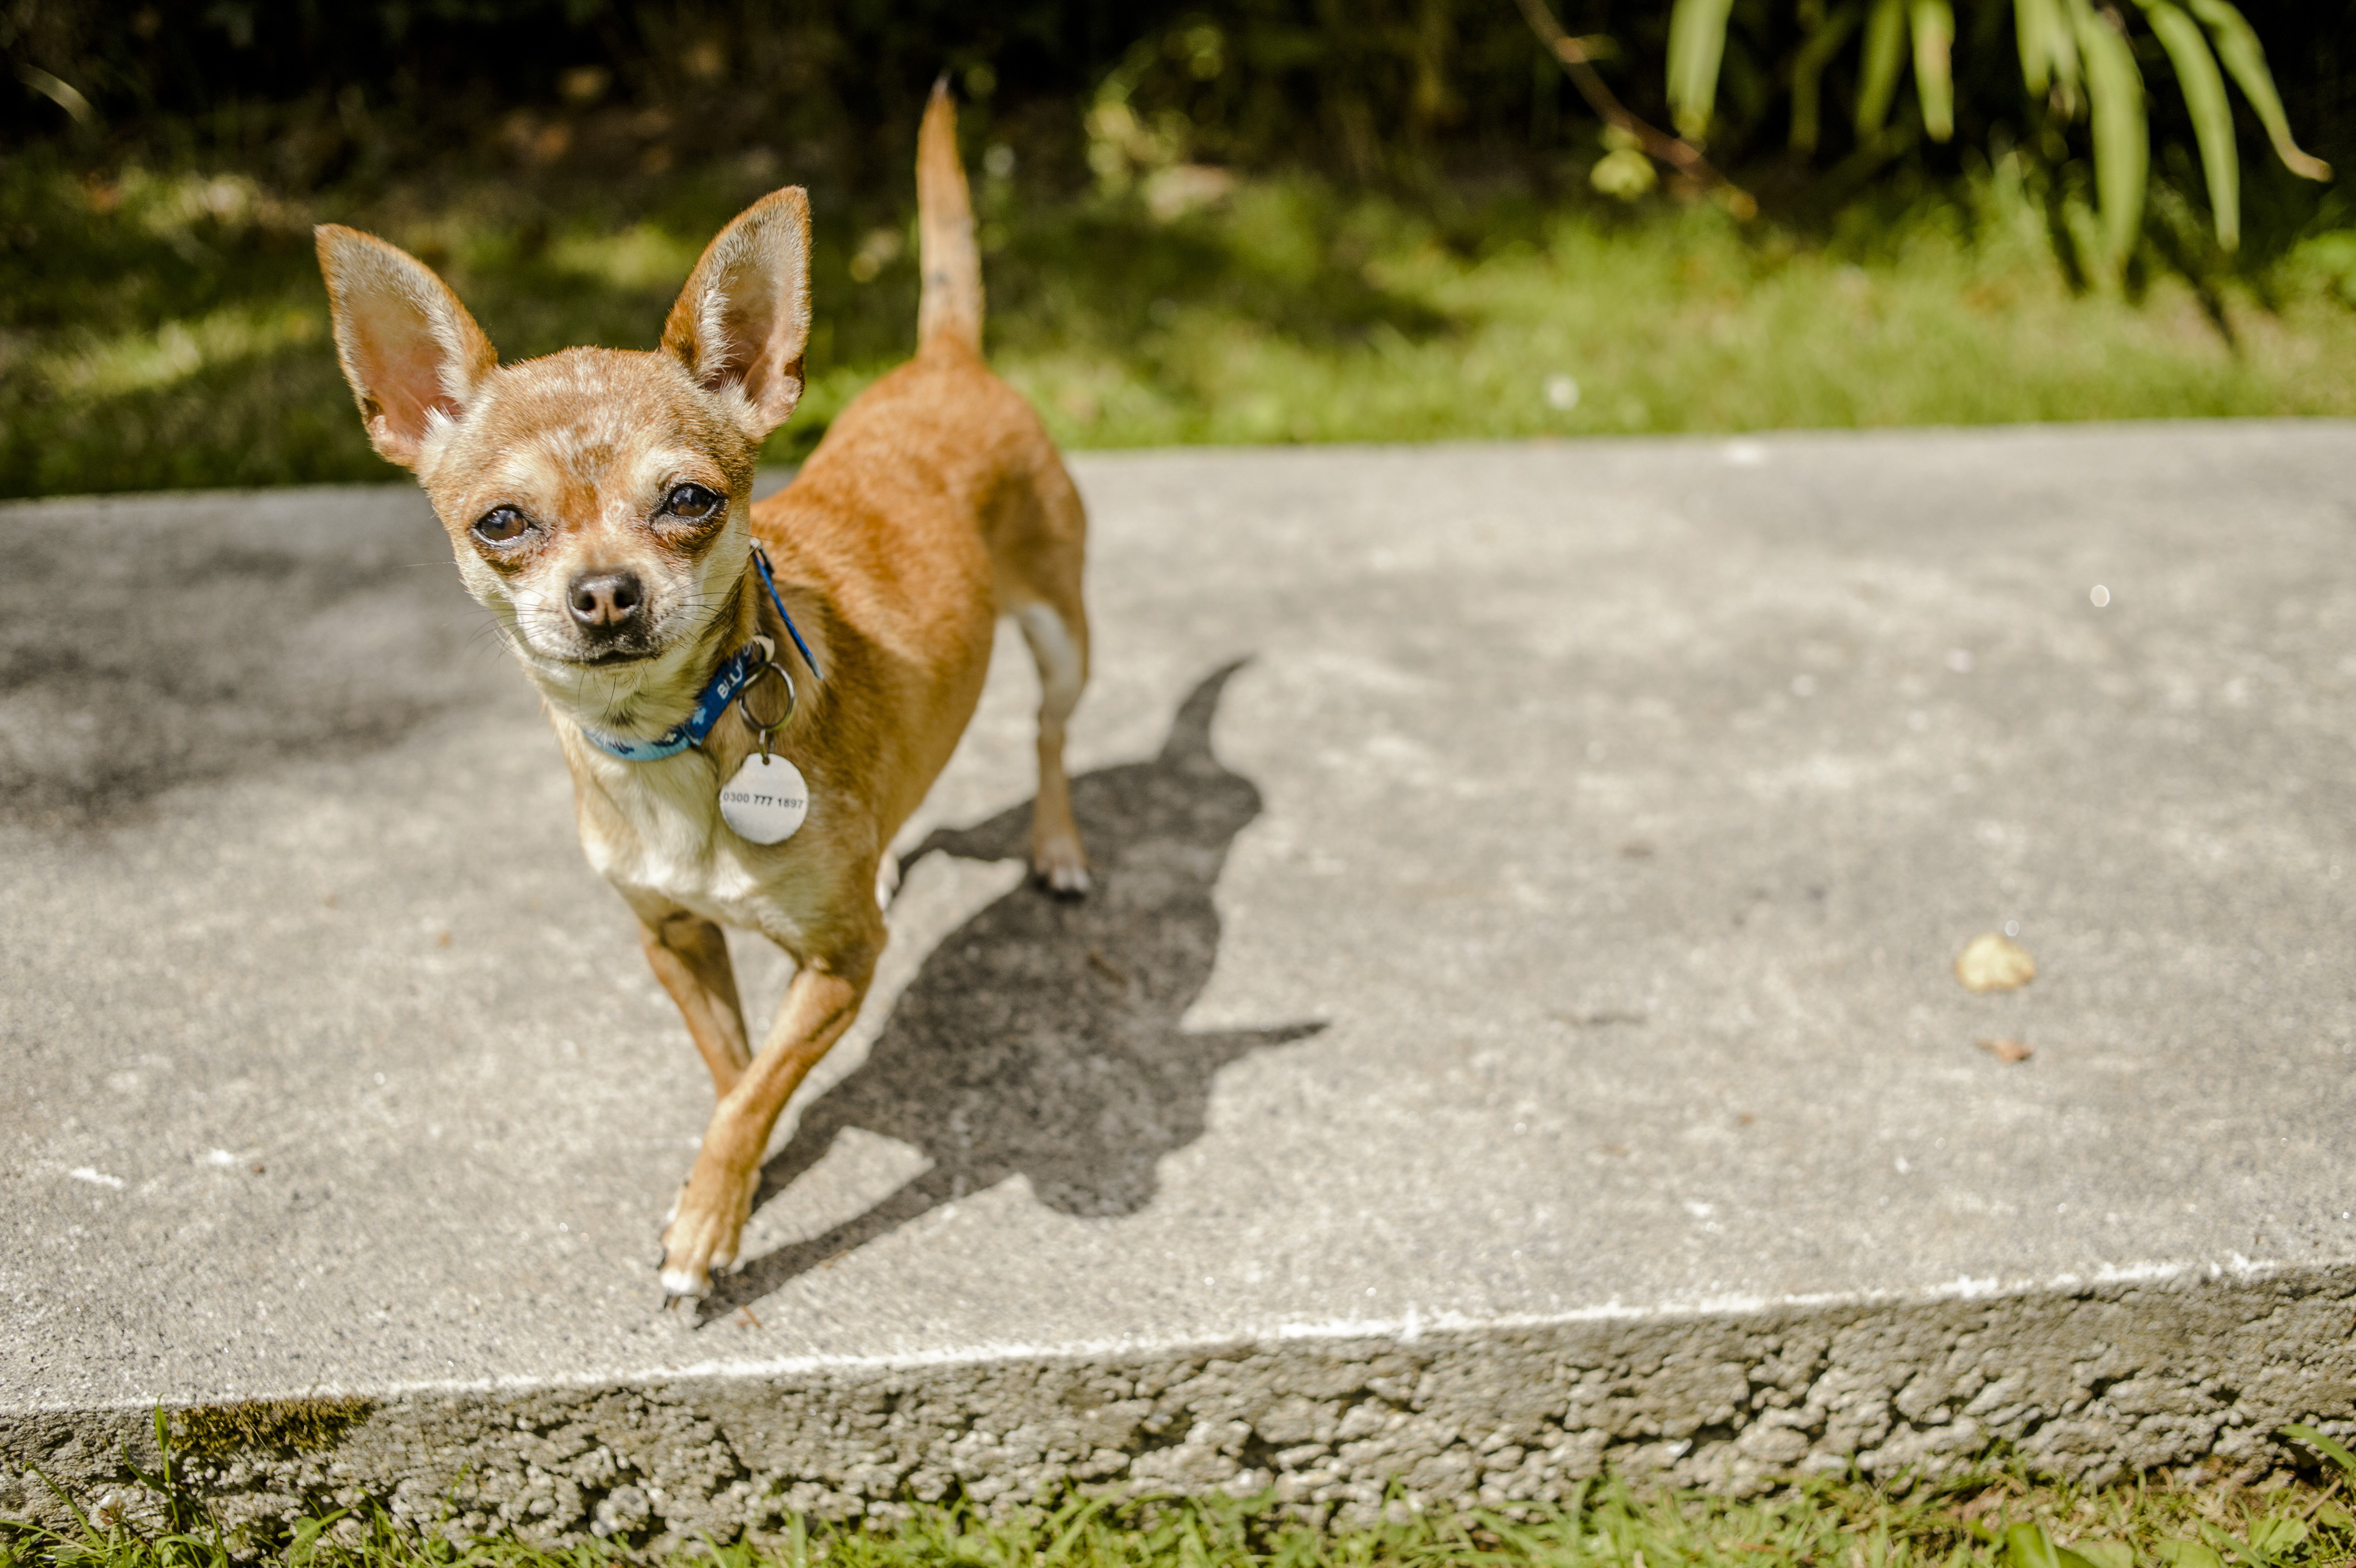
[5,425,2355,1544]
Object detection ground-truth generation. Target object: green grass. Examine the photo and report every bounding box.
[7,1458,2356,1568]
[7,139,2356,500]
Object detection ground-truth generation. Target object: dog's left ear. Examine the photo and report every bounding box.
[663,186,812,435]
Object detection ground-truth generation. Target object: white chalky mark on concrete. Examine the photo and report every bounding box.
[205,1149,239,1166]
[2091,584,2111,607]
[1723,439,1767,466]
[67,1168,124,1189]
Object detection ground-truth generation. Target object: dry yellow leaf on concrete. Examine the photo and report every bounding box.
[1955,932,2036,991]
[1976,1037,2034,1063]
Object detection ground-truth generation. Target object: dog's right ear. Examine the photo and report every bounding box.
[315,225,498,470]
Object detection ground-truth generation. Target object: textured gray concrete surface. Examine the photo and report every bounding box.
[5,425,2355,1545]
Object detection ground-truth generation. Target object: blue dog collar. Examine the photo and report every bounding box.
[581,642,767,762]
[580,543,825,763]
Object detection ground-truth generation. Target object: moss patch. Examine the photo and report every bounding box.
[170,1397,378,1460]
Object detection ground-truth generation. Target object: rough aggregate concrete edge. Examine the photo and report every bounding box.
[6,1267,2353,1551]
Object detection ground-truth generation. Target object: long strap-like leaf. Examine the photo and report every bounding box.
[2015,0,2082,111]
[2138,0,2239,247]
[1666,0,1735,143]
[2285,1423,2356,1477]
[1912,0,1956,141]
[2182,0,2332,179]
[1855,0,1908,136]
[2072,0,2148,266]
[1789,3,1862,151]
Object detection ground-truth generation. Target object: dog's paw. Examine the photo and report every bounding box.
[657,1161,756,1302]
[1031,834,1091,899]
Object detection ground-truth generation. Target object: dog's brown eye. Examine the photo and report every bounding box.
[662,483,722,521]
[473,505,530,545]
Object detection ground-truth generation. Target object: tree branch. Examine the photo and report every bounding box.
[1513,0,1754,213]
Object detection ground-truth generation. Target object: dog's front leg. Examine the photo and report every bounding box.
[657,936,880,1300]
[635,905,753,1095]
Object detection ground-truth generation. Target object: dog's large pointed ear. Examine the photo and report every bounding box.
[315,225,498,470]
[661,187,812,435]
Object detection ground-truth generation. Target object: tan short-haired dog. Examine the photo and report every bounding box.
[316,87,1090,1301]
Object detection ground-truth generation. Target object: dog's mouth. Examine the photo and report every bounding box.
[547,627,670,667]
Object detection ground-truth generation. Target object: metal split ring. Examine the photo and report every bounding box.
[738,659,796,736]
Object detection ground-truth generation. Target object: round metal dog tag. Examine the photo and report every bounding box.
[719,753,809,845]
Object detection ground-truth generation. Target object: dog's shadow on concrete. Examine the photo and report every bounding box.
[702,663,1322,1319]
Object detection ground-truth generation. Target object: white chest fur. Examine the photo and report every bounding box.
[575,747,789,933]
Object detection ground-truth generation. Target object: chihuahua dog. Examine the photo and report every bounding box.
[316,86,1090,1301]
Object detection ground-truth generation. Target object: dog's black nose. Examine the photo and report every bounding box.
[567,571,644,631]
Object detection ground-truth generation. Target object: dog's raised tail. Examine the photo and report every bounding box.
[916,79,983,353]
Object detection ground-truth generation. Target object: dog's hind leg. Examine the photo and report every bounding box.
[990,445,1092,896]
[1014,594,1090,895]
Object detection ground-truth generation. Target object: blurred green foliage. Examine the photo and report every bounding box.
[9,134,2356,498]
[1660,0,2334,270]
[6,0,2348,215]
